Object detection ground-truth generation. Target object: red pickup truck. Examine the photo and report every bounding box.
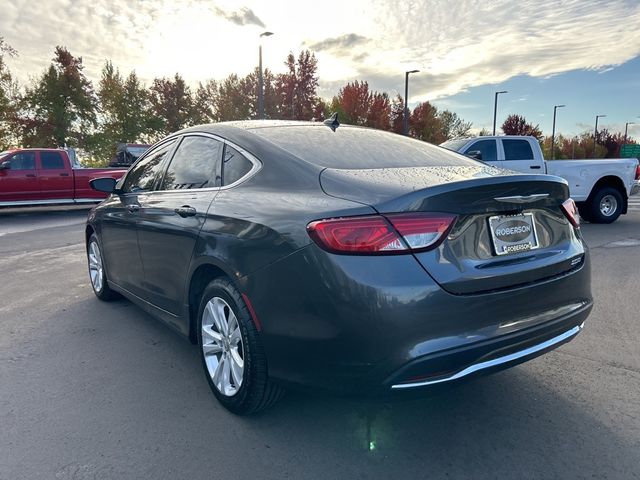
[0,148,127,207]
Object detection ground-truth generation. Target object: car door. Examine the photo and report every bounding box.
[500,138,541,173]
[0,151,39,202]
[37,151,74,199]
[99,140,177,298]
[462,139,501,168]
[136,134,223,316]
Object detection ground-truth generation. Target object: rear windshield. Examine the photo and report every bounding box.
[252,126,477,169]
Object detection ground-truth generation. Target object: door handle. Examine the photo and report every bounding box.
[175,206,197,218]
[60,173,70,177]
[127,204,140,213]
[26,173,36,178]
[530,165,542,169]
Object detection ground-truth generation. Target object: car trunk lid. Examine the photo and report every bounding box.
[320,166,585,295]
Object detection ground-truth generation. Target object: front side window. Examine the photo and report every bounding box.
[122,140,175,193]
[464,139,497,162]
[223,145,253,186]
[40,151,65,169]
[503,139,534,161]
[160,136,222,190]
[7,152,36,170]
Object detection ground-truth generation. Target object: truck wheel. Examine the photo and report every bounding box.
[588,187,624,224]
[576,202,593,223]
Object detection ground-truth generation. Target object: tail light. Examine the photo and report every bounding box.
[307,213,457,255]
[560,198,580,229]
[635,163,640,180]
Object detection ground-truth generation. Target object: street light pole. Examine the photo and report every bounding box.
[594,114,606,158]
[623,117,640,145]
[551,104,565,160]
[257,31,274,120]
[403,70,419,136]
[492,91,508,135]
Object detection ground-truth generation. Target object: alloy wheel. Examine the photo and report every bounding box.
[201,297,244,396]
[599,194,618,217]
[88,241,104,293]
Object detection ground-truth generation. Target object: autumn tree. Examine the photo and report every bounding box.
[274,50,322,120]
[410,101,446,143]
[192,79,219,124]
[501,114,542,139]
[149,74,194,134]
[20,46,97,147]
[215,74,254,121]
[0,37,19,149]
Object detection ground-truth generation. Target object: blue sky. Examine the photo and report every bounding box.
[2,0,639,139]
[433,56,640,138]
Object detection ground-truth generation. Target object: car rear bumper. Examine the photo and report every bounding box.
[241,243,592,395]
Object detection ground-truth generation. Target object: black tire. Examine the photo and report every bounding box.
[587,187,624,224]
[87,234,120,301]
[576,202,593,223]
[197,278,284,415]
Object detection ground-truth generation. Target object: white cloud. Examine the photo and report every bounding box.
[1,0,639,101]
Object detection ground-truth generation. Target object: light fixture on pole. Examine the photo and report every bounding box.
[492,91,508,135]
[258,31,274,120]
[551,104,565,160]
[623,116,640,145]
[594,114,606,158]
[403,70,420,136]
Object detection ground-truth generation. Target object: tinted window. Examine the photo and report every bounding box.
[122,141,175,193]
[8,152,35,170]
[464,139,497,162]
[160,136,222,190]
[223,145,253,186]
[441,138,471,151]
[503,139,534,160]
[252,126,476,169]
[41,151,65,169]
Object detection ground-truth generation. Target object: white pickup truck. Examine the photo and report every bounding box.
[442,135,640,223]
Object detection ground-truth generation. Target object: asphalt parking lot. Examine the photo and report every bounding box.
[1,204,639,480]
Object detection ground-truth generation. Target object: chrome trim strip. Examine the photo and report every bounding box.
[391,323,584,389]
[0,198,99,207]
[494,194,549,203]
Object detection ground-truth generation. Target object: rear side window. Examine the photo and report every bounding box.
[463,140,497,162]
[503,139,534,160]
[252,126,476,169]
[7,152,35,170]
[160,136,222,190]
[122,140,175,193]
[40,152,65,169]
[222,145,253,186]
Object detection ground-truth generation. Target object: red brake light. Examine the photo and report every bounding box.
[307,213,456,255]
[635,163,640,181]
[560,198,580,229]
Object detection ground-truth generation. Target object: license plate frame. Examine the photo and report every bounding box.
[488,212,539,256]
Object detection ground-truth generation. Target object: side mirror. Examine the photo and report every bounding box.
[466,150,483,161]
[90,177,118,194]
[0,160,11,170]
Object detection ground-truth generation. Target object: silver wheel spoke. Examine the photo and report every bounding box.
[201,296,245,397]
[88,242,103,292]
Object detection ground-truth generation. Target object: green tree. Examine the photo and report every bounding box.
[192,79,219,124]
[20,46,97,147]
[90,61,161,163]
[215,74,254,121]
[149,74,193,134]
[439,110,472,139]
[0,37,19,149]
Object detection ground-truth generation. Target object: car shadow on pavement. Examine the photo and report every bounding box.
[3,293,638,480]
